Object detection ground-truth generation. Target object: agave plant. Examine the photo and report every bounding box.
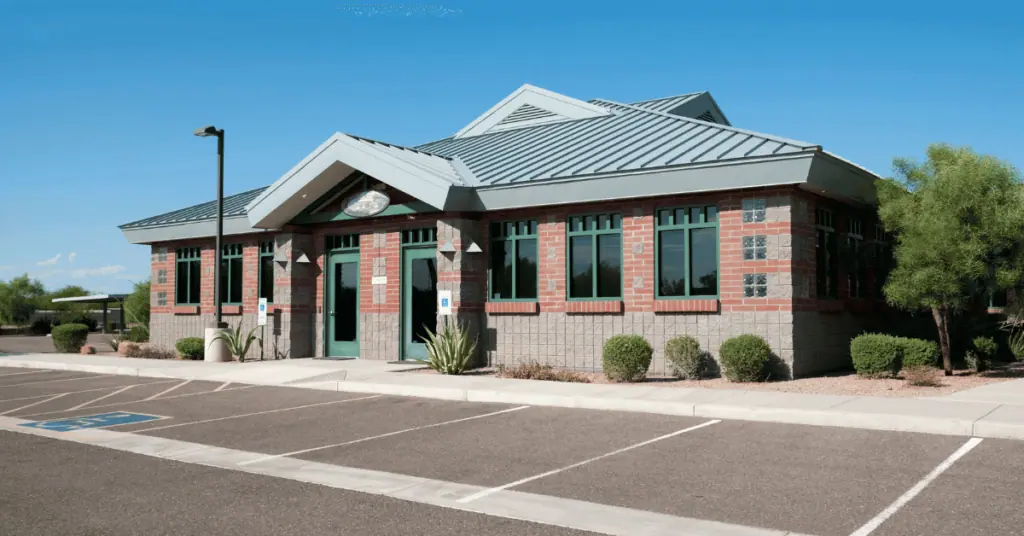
[212,323,262,363]
[423,317,477,375]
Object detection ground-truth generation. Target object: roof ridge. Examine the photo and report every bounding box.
[593,99,820,150]
[415,112,613,149]
[628,92,704,104]
[346,134,452,160]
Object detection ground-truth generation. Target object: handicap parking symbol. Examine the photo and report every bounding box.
[19,411,163,432]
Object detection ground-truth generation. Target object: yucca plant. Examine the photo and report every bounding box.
[212,323,262,363]
[423,317,477,375]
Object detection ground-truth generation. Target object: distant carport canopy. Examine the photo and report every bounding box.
[51,294,130,335]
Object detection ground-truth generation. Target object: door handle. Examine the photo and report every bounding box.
[329,310,334,316]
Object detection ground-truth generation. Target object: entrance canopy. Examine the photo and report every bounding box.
[51,294,129,334]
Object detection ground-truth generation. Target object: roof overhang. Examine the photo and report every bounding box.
[52,294,129,304]
[244,133,465,229]
[472,151,879,211]
[120,215,273,245]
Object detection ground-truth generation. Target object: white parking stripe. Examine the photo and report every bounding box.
[134,395,384,432]
[0,369,50,378]
[0,393,70,415]
[1,375,104,388]
[66,385,136,411]
[848,437,984,536]
[213,382,231,392]
[457,419,721,504]
[18,385,258,419]
[240,405,531,466]
[0,381,178,404]
[144,380,191,401]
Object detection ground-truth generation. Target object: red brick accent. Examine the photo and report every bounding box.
[172,306,199,315]
[566,300,623,314]
[654,299,719,313]
[485,301,539,314]
[222,305,242,315]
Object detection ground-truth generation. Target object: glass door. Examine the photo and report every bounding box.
[402,247,437,360]
[326,252,360,358]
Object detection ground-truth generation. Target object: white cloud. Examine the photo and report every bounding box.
[37,253,61,266]
[68,252,77,264]
[70,265,126,279]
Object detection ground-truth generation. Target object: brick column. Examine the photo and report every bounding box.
[437,218,486,366]
[273,232,316,358]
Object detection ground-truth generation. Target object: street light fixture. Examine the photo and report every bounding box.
[194,125,226,328]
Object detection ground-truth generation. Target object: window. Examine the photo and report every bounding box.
[327,234,360,250]
[743,273,767,297]
[259,241,275,303]
[156,292,167,307]
[816,208,838,298]
[742,235,767,260]
[847,219,866,298]
[401,228,436,245]
[175,247,202,305]
[742,198,766,223]
[567,213,622,299]
[490,220,538,300]
[156,269,167,284]
[656,205,719,298]
[220,244,243,305]
[874,224,892,299]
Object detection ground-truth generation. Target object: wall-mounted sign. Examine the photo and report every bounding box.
[371,276,387,285]
[438,290,452,316]
[343,190,391,218]
[257,298,268,326]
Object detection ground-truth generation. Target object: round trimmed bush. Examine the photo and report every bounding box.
[125,325,149,343]
[972,336,998,359]
[896,337,939,368]
[602,335,653,382]
[665,335,705,379]
[175,337,205,360]
[52,323,90,353]
[719,334,771,382]
[851,334,902,378]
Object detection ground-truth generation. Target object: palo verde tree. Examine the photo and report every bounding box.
[877,144,1024,375]
[0,274,46,330]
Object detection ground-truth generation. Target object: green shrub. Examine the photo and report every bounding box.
[719,334,772,382]
[602,335,653,382]
[423,318,476,374]
[665,335,705,379]
[175,337,205,360]
[965,351,988,373]
[125,325,149,343]
[851,334,902,378]
[52,323,90,353]
[895,337,939,368]
[972,336,998,359]
[30,318,53,335]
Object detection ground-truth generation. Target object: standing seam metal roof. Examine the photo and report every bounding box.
[415,99,818,186]
[119,186,268,229]
[629,93,703,113]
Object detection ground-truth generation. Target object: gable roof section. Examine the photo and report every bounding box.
[243,133,475,229]
[630,92,730,125]
[630,93,703,113]
[416,99,816,186]
[119,186,267,229]
[454,84,611,138]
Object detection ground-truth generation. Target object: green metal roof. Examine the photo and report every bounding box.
[119,186,268,229]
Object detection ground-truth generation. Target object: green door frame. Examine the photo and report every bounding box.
[401,246,437,361]
[325,251,360,358]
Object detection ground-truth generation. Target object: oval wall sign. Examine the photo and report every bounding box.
[342,190,391,218]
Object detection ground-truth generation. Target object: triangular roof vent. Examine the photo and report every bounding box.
[454,84,611,138]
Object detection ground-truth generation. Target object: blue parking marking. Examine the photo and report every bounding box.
[19,411,165,432]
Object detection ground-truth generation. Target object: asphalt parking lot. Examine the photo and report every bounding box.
[1,366,1022,536]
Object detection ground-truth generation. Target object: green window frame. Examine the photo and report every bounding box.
[258,241,275,303]
[326,234,361,251]
[401,227,437,246]
[655,205,719,299]
[847,219,866,299]
[816,208,838,299]
[489,220,538,301]
[220,244,244,305]
[175,247,202,306]
[566,213,622,300]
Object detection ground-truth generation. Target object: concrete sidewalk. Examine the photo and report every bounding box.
[2,353,1023,441]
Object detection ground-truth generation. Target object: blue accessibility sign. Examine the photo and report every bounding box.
[19,411,164,432]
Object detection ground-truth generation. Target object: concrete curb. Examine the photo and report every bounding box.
[3,358,1024,441]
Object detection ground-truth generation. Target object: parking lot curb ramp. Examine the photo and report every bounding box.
[2,354,1022,441]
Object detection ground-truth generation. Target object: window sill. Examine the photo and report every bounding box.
[566,300,623,314]
[172,306,199,315]
[222,305,242,315]
[485,302,539,314]
[654,299,719,313]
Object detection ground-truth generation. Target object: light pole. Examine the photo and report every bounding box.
[194,125,226,328]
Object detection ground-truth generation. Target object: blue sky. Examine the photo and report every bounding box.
[1,0,1021,293]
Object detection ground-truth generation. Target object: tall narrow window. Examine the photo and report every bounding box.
[847,219,866,298]
[175,247,202,305]
[220,244,243,305]
[259,241,275,303]
[816,208,838,298]
[567,213,622,299]
[490,220,538,300]
[656,205,719,298]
